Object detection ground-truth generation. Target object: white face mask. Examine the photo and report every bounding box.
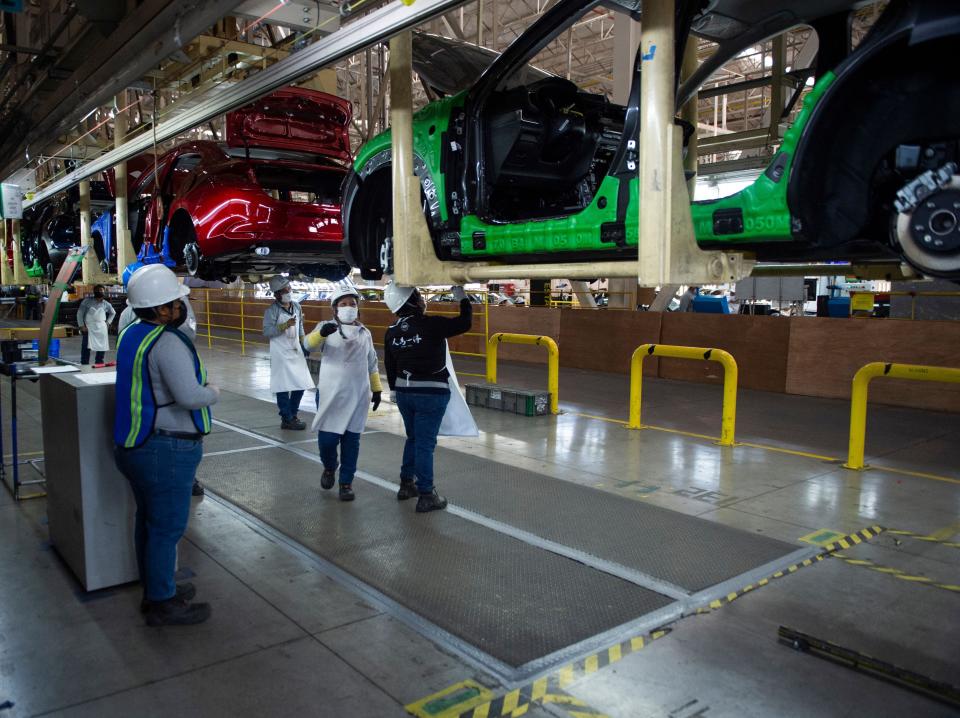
[279,292,291,305]
[337,306,358,324]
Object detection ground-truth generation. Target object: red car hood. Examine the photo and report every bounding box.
[226,87,352,163]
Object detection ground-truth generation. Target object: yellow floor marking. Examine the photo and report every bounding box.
[501,690,520,714]
[558,665,575,688]
[608,644,622,663]
[868,464,960,486]
[531,678,548,702]
[931,521,960,541]
[799,529,846,546]
[569,411,958,485]
[508,705,528,717]
[584,654,599,674]
[543,694,586,706]
[630,636,644,651]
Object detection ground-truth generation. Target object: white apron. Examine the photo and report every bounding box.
[86,302,110,352]
[439,341,479,437]
[269,306,315,394]
[311,324,371,435]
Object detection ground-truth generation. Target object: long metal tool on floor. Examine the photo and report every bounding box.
[779,626,960,709]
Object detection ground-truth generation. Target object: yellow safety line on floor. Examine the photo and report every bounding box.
[2,450,44,459]
[566,411,959,485]
[831,552,960,594]
[405,630,670,718]
[694,526,885,614]
[887,527,960,550]
[930,521,960,542]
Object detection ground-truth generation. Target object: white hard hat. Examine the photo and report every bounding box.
[383,280,415,313]
[127,264,189,309]
[269,275,290,293]
[330,279,360,307]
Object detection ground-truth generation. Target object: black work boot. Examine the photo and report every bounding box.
[144,597,211,626]
[396,480,418,501]
[192,480,205,497]
[415,490,448,513]
[321,467,337,490]
[339,483,355,501]
[140,582,196,613]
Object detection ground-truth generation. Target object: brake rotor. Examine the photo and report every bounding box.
[896,175,960,276]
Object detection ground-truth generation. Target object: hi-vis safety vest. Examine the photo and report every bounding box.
[113,321,212,448]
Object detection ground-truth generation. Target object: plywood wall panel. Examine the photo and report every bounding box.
[785,318,960,411]
[659,313,790,393]
[558,309,662,376]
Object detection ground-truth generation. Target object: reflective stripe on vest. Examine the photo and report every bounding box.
[113,322,211,448]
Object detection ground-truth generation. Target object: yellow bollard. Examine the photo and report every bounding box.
[629,344,738,446]
[845,362,960,470]
[485,333,559,414]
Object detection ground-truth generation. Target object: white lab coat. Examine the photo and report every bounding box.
[311,323,377,435]
[79,298,115,352]
[267,303,314,394]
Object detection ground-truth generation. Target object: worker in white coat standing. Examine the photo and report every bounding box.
[77,285,117,364]
[262,275,314,430]
[305,280,381,501]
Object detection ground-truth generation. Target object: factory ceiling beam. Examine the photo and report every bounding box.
[0,0,243,182]
[25,0,472,208]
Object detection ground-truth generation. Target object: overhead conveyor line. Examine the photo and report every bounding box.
[24,0,474,210]
[629,344,739,446]
[486,333,559,415]
[844,362,960,470]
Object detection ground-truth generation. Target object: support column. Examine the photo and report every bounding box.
[570,280,597,308]
[113,94,136,279]
[0,221,13,286]
[637,0,748,287]
[608,11,642,309]
[80,179,108,284]
[10,219,39,285]
[390,31,464,286]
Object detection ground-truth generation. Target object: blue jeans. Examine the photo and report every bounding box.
[318,430,360,485]
[276,390,305,421]
[114,434,203,602]
[396,390,450,494]
[80,332,104,365]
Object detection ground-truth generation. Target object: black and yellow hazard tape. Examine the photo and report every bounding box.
[885,528,960,550]
[831,553,960,594]
[444,629,671,718]
[694,525,885,614]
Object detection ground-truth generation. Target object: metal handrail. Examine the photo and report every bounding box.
[485,333,559,414]
[629,344,738,446]
[844,362,960,470]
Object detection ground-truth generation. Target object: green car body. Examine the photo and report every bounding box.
[342,0,960,281]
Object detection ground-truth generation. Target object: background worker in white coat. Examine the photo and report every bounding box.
[304,280,381,501]
[77,285,116,364]
[262,275,314,430]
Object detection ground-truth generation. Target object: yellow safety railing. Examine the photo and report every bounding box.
[629,344,738,446]
[485,332,559,414]
[845,362,960,470]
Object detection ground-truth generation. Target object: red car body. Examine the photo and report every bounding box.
[99,87,353,281]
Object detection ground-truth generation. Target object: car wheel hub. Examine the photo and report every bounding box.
[184,242,200,275]
[896,171,960,276]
